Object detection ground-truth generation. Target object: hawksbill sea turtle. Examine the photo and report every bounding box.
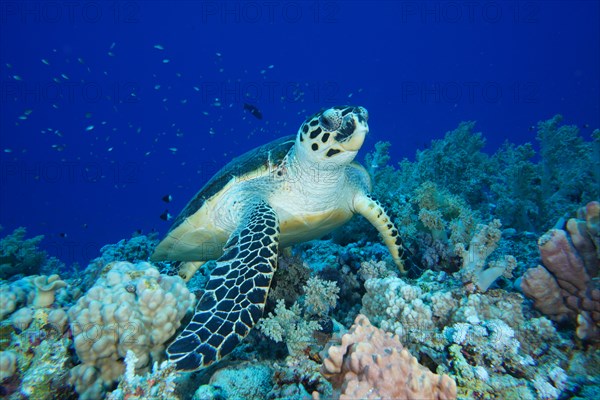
[151,105,419,370]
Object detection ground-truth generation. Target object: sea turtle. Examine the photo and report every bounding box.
[151,105,418,370]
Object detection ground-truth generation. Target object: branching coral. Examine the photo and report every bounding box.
[259,276,341,358]
[520,201,600,341]
[320,314,457,400]
[106,350,178,400]
[455,220,516,292]
[258,299,321,357]
[303,276,340,317]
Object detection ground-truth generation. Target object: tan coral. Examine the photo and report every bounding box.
[32,274,67,308]
[570,200,599,275]
[520,266,571,322]
[455,220,516,292]
[321,314,457,400]
[68,261,195,399]
[521,201,600,342]
[0,350,18,381]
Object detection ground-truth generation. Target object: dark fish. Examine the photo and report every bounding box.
[528,125,535,131]
[82,223,88,229]
[583,123,590,129]
[244,103,263,120]
[162,194,173,203]
[160,210,172,221]
[135,229,143,235]
[59,232,67,238]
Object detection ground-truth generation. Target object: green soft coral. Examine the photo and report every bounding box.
[411,121,492,205]
[490,141,540,231]
[537,115,600,229]
[0,227,47,279]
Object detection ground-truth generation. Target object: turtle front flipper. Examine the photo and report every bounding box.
[178,261,206,282]
[353,193,422,275]
[167,201,279,370]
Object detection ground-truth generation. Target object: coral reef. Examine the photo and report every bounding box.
[260,275,340,358]
[0,277,34,320]
[536,116,600,229]
[455,219,517,292]
[68,261,195,399]
[99,232,159,264]
[259,299,322,358]
[358,268,591,399]
[0,304,75,399]
[520,201,600,342]
[267,252,310,307]
[193,362,273,400]
[0,227,50,279]
[360,115,599,249]
[106,350,179,400]
[489,142,539,231]
[75,233,161,294]
[32,274,67,308]
[320,314,457,399]
[303,276,340,317]
[1,116,599,400]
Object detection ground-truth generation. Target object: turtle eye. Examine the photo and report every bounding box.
[319,115,334,131]
[319,109,340,131]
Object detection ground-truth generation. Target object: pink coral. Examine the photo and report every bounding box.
[521,201,600,341]
[320,314,457,400]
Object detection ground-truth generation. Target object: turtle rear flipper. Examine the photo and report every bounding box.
[167,201,279,371]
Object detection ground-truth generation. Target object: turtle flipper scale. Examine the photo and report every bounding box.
[167,201,279,371]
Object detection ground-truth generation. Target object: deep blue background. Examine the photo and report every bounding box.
[1,0,599,266]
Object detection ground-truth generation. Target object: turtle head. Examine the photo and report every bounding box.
[296,106,369,165]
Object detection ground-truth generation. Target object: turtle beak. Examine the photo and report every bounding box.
[339,109,368,152]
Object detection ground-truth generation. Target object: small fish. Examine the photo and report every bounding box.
[244,103,263,120]
[82,223,88,229]
[160,210,173,221]
[135,229,143,235]
[59,232,67,238]
[162,194,173,203]
[528,125,535,131]
[582,123,590,129]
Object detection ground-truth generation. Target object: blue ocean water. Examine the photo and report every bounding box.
[0,0,598,266]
